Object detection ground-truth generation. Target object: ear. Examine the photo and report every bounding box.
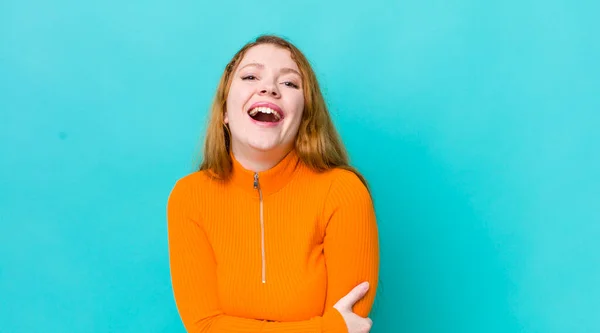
[223,112,229,124]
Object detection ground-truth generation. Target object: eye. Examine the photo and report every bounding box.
[282,81,300,89]
[242,75,257,80]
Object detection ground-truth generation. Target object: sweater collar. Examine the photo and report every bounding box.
[230,149,300,196]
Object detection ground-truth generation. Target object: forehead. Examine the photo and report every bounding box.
[237,44,299,71]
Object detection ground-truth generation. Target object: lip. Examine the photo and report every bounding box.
[247,101,285,120]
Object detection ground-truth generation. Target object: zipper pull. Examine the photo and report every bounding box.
[253,173,259,189]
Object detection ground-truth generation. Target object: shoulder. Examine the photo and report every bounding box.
[325,168,369,193]
[296,164,367,193]
[170,170,209,189]
[173,170,215,186]
[319,168,376,222]
[167,170,218,202]
[320,167,372,205]
[328,168,366,185]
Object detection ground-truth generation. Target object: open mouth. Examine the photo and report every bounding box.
[248,106,283,123]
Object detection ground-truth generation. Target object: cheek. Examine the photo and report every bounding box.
[227,83,252,112]
[295,102,305,124]
[287,93,305,120]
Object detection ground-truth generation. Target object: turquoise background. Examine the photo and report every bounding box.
[1,0,599,332]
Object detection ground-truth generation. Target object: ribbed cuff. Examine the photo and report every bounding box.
[322,307,348,333]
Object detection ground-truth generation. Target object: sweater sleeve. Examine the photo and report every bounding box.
[322,171,380,317]
[166,178,348,333]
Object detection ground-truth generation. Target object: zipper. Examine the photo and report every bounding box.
[254,173,266,283]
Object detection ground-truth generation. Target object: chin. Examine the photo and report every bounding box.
[247,137,294,153]
[247,139,281,152]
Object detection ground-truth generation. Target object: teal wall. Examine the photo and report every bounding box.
[1,1,598,332]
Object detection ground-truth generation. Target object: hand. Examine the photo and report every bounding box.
[333,282,373,333]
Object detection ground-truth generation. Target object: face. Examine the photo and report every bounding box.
[224,44,304,156]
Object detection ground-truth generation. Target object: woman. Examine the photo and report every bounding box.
[167,35,379,333]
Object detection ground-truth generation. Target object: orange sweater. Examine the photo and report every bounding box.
[167,149,379,332]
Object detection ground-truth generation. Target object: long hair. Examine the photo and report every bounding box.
[198,35,368,189]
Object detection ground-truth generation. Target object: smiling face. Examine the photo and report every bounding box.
[224,44,305,159]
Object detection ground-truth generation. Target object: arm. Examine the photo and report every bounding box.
[166,179,348,333]
[322,171,380,317]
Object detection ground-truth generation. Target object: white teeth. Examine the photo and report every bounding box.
[248,107,281,120]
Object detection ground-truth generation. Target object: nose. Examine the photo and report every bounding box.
[258,81,280,98]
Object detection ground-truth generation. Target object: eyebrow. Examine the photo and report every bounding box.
[238,62,301,77]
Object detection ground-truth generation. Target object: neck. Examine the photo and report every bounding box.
[231,144,293,172]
